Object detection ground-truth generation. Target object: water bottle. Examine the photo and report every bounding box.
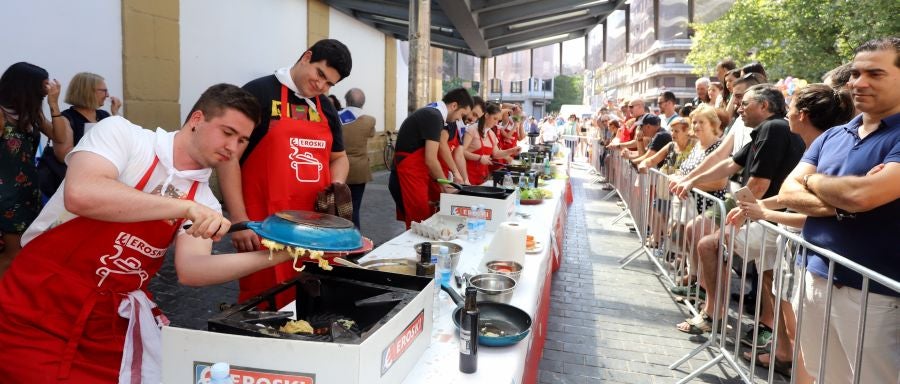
[437,245,452,288]
[209,362,232,384]
[502,172,515,190]
[466,206,478,241]
[475,204,487,240]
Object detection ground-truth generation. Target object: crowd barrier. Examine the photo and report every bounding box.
[593,143,899,384]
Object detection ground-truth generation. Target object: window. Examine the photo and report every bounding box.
[490,79,502,93]
[663,77,676,88]
[511,81,523,93]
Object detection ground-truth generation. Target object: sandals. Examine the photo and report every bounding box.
[676,311,712,334]
[742,350,793,377]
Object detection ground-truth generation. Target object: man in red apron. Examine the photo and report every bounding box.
[437,96,484,188]
[0,84,301,383]
[218,39,353,305]
[389,88,474,229]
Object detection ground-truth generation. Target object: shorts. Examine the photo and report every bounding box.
[731,221,779,271]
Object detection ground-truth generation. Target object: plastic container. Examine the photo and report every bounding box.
[437,246,452,287]
[467,208,478,241]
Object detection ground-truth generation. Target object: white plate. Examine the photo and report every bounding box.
[526,241,544,254]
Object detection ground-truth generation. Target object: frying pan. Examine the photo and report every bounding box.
[185,210,364,251]
[441,283,532,347]
[436,178,507,198]
[504,163,531,173]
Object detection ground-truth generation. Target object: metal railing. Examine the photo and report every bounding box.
[592,141,900,384]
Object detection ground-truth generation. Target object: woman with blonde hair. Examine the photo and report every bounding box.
[38,72,120,197]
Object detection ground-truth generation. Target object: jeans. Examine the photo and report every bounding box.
[348,183,366,229]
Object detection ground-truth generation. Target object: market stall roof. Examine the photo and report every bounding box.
[324,0,626,57]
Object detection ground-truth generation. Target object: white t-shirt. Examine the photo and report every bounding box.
[22,116,221,246]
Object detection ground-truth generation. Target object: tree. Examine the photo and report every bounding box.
[547,75,583,113]
[687,0,900,81]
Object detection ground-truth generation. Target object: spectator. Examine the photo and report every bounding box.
[219,39,353,306]
[694,77,711,106]
[627,115,671,164]
[338,88,375,229]
[390,88,472,228]
[709,82,725,109]
[0,62,71,275]
[658,91,679,129]
[328,94,342,110]
[726,82,854,379]
[741,61,768,80]
[778,37,900,383]
[716,59,737,83]
[38,72,121,199]
[674,84,804,337]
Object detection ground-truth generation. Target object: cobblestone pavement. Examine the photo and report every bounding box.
[147,170,405,330]
[537,162,790,384]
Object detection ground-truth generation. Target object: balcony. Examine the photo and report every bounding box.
[487,78,554,101]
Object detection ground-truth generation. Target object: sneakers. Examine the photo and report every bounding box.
[740,323,774,348]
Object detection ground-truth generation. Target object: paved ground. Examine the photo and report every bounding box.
[536,162,790,384]
[150,165,788,383]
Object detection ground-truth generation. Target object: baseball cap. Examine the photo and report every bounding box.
[637,113,660,127]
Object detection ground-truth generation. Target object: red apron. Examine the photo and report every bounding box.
[394,148,438,229]
[238,86,332,305]
[440,126,461,177]
[489,126,506,172]
[0,157,197,382]
[465,131,495,185]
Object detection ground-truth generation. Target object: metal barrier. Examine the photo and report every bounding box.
[589,151,899,383]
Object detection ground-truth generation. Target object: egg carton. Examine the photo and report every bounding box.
[411,214,467,240]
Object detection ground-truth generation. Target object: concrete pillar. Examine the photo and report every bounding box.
[121,0,180,131]
[479,58,489,99]
[307,0,330,47]
[408,0,430,113]
[384,37,397,132]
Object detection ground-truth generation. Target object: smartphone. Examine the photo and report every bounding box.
[733,186,756,204]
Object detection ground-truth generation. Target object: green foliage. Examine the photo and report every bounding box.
[687,0,900,81]
[442,77,480,96]
[547,75,583,113]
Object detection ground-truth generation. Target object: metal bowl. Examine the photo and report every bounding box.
[247,215,363,251]
[358,258,417,275]
[467,273,516,303]
[485,260,523,282]
[414,241,462,270]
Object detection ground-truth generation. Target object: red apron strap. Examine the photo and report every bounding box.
[134,157,160,191]
[280,85,290,118]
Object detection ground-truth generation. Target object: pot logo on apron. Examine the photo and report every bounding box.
[289,138,327,183]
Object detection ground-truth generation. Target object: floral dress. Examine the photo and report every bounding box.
[678,139,727,214]
[0,112,41,234]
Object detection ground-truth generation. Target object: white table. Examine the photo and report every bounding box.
[358,177,571,383]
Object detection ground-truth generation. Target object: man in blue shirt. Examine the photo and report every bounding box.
[779,37,900,383]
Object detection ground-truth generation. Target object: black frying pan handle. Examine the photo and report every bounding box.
[182,221,250,233]
[435,178,464,191]
[441,282,464,307]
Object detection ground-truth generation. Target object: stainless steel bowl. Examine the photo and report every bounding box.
[414,241,462,270]
[485,260,523,282]
[467,273,516,303]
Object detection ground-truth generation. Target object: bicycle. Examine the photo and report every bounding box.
[383,130,396,169]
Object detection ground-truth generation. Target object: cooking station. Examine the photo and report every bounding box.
[162,156,572,384]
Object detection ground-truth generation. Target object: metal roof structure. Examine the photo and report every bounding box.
[324,0,626,58]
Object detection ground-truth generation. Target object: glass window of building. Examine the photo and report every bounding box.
[532,44,560,80]
[442,50,458,81]
[694,0,733,24]
[605,10,626,65]
[659,0,689,40]
[561,37,585,75]
[629,0,654,53]
[587,24,604,71]
[494,50,531,94]
[458,53,476,81]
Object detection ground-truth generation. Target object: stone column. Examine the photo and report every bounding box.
[121,0,180,131]
[408,0,430,113]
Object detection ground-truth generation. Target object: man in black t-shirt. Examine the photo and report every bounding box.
[627,114,672,167]
[218,39,353,305]
[389,88,473,228]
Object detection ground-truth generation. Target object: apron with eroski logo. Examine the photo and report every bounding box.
[238,85,333,305]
